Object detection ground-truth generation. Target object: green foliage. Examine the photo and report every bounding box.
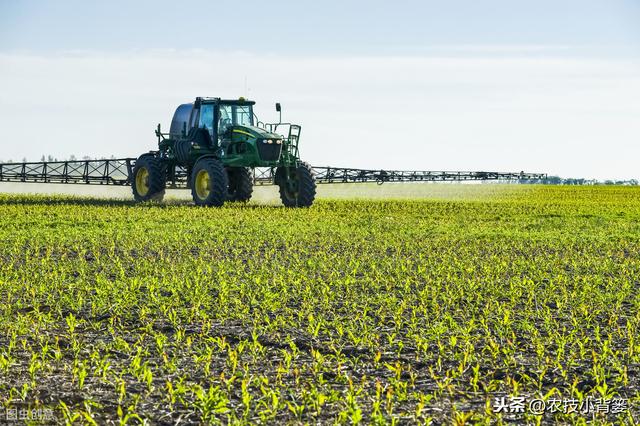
[0,186,638,423]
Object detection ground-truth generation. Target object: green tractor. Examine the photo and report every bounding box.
[131,97,316,207]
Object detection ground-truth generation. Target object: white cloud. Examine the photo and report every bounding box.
[0,50,638,180]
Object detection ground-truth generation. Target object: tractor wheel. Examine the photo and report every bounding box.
[132,154,166,202]
[190,157,228,207]
[227,167,253,202]
[276,161,316,208]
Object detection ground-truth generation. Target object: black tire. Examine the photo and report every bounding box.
[190,157,228,207]
[276,161,316,207]
[227,167,253,202]
[132,154,166,202]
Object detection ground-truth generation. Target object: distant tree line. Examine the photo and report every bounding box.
[0,155,117,163]
[36,155,115,162]
[520,176,639,186]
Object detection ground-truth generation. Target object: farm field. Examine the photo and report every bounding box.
[0,185,639,424]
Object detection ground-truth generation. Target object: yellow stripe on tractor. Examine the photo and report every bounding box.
[233,129,254,137]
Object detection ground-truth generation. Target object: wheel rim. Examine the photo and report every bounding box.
[135,167,149,196]
[195,170,211,199]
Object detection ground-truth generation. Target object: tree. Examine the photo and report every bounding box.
[544,176,562,185]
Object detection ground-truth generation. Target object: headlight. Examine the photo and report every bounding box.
[276,140,282,144]
[267,139,273,144]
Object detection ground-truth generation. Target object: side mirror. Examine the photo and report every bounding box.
[275,103,281,112]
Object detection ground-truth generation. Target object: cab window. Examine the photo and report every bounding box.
[198,104,214,133]
[234,105,253,126]
[219,105,233,134]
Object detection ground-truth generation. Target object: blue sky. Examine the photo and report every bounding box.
[2,0,639,53]
[1,1,639,180]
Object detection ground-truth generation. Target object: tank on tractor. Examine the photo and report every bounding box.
[131,97,316,207]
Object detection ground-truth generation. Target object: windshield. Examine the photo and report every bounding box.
[218,104,253,133]
[234,105,253,126]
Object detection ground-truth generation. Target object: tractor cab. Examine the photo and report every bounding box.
[169,97,256,149]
